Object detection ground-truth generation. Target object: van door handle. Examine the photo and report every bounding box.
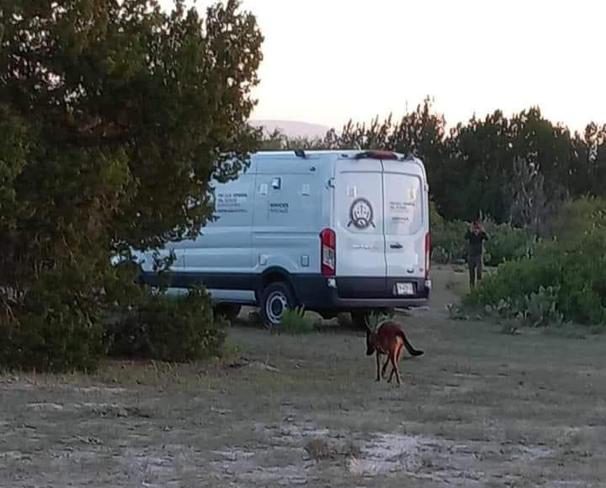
[390,243,403,249]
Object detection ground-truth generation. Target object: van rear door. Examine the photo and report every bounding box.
[334,158,386,277]
[382,160,427,282]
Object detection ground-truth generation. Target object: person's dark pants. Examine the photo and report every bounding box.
[468,254,483,288]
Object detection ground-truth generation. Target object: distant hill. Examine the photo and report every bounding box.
[250,120,332,139]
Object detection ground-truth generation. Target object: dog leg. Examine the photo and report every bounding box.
[381,356,390,379]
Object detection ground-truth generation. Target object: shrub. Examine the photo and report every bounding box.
[105,287,225,362]
[484,221,534,265]
[0,271,105,373]
[0,1,262,372]
[0,310,104,373]
[431,218,468,264]
[547,196,606,244]
[430,203,533,266]
[279,307,316,334]
[367,310,393,330]
[523,285,563,327]
[465,198,606,327]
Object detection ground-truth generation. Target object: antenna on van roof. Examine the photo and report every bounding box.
[294,149,307,158]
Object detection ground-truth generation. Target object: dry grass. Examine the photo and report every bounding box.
[304,437,361,461]
[1,266,606,487]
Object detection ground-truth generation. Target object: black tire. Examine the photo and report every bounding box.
[214,304,242,322]
[259,281,297,328]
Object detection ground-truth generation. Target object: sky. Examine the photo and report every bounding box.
[162,0,606,132]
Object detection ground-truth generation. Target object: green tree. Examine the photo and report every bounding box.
[259,101,605,227]
[570,123,606,198]
[331,98,450,215]
[0,0,263,371]
[444,111,512,221]
[509,107,571,210]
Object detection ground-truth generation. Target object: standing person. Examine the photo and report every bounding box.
[464,219,489,288]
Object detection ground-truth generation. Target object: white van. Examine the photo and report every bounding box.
[136,150,431,327]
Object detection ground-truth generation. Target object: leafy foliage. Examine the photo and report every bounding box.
[279,307,315,335]
[0,0,262,371]
[484,221,535,266]
[465,198,606,327]
[523,286,563,328]
[430,217,467,264]
[366,310,394,333]
[430,202,533,266]
[262,100,606,227]
[105,287,225,362]
[0,271,105,373]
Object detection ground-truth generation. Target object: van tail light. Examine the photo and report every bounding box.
[320,228,336,276]
[424,231,431,279]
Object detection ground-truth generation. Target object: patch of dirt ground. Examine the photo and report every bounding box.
[1,266,606,487]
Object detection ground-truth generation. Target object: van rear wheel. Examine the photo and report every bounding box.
[260,282,296,328]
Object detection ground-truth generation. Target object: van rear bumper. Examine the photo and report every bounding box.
[292,275,430,311]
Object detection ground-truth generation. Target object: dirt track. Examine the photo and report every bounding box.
[1,267,605,487]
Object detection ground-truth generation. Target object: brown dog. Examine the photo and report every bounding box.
[365,320,423,385]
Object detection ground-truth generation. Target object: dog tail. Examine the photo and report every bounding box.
[401,332,424,356]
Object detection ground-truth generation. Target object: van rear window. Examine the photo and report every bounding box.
[384,173,423,235]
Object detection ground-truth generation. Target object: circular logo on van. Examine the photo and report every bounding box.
[348,198,375,229]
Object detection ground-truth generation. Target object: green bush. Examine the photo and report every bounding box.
[547,196,606,245]
[0,310,104,373]
[0,2,262,373]
[105,287,226,362]
[0,273,105,373]
[280,307,316,334]
[431,219,468,264]
[430,202,533,266]
[484,221,534,265]
[465,198,606,327]
[523,286,564,327]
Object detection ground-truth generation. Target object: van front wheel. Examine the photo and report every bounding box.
[260,282,296,328]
